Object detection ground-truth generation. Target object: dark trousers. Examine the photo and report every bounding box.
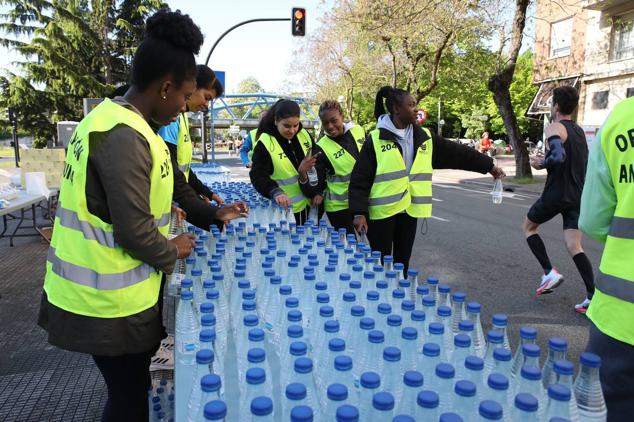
[587,323,634,422]
[326,209,355,234]
[367,213,418,274]
[93,348,156,422]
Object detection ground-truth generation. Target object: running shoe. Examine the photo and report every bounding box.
[575,298,591,314]
[536,268,564,295]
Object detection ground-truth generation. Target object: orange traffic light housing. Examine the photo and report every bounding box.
[292,7,306,37]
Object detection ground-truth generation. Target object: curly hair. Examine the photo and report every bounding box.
[131,8,204,91]
[318,100,344,117]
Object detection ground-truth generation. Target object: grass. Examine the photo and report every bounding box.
[0,146,15,158]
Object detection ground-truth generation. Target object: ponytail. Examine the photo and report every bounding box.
[374,85,411,119]
[257,99,301,140]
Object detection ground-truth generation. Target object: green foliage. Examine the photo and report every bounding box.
[0,0,162,144]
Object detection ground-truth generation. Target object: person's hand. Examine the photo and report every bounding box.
[312,195,324,207]
[171,205,187,227]
[489,166,506,179]
[211,193,224,205]
[216,201,248,224]
[530,155,543,170]
[274,193,291,209]
[170,233,195,259]
[298,153,318,177]
[353,215,368,234]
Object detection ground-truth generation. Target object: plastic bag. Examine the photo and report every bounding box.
[491,178,503,204]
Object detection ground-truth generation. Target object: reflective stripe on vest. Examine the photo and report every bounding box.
[43,99,173,318]
[586,97,634,346]
[261,129,311,213]
[368,128,433,220]
[318,125,365,212]
[176,113,193,181]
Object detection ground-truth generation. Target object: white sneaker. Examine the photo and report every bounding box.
[536,268,564,295]
[575,298,591,314]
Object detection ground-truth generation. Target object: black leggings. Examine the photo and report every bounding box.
[367,213,418,274]
[93,348,157,422]
[326,209,355,234]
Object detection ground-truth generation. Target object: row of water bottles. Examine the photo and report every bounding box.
[171,180,607,421]
[148,379,174,422]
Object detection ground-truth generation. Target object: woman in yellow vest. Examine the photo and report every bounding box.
[249,99,320,224]
[349,86,505,273]
[311,100,365,233]
[37,10,244,421]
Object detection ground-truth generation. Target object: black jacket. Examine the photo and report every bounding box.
[249,125,320,199]
[165,142,222,231]
[349,124,494,216]
[314,129,362,196]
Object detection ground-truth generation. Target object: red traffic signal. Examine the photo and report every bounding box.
[292,7,306,37]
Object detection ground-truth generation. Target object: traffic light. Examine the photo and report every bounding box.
[292,7,306,37]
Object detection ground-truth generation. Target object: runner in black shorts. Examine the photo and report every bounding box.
[522,86,595,312]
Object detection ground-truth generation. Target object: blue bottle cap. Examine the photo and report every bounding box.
[304,273,316,281]
[403,370,424,387]
[385,270,398,279]
[249,328,264,342]
[242,300,256,311]
[196,349,214,364]
[369,330,384,343]
[191,268,203,277]
[435,363,455,379]
[372,391,395,411]
[316,293,330,304]
[246,367,266,384]
[548,383,571,401]
[428,322,444,335]
[334,355,353,371]
[467,302,481,313]
[185,257,195,265]
[335,404,358,422]
[455,380,476,397]
[439,413,463,422]
[411,310,425,321]
[211,274,224,283]
[270,276,282,284]
[399,279,411,289]
[244,314,258,326]
[200,302,214,314]
[454,334,471,348]
[290,341,308,356]
[238,280,250,289]
[401,327,418,340]
[514,393,538,412]
[548,336,568,352]
[423,342,440,357]
[329,338,346,352]
[325,320,340,333]
[180,290,194,301]
[339,273,351,281]
[290,405,313,422]
[320,306,334,317]
[519,326,537,340]
[387,315,402,327]
[201,314,216,326]
[286,382,307,400]
[360,371,381,389]
[378,303,392,314]
[383,346,401,362]
[459,319,474,332]
[206,290,219,300]
[487,330,503,344]
[288,324,303,338]
[376,280,388,290]
[478,400,503,420]
[203,279,215,289]
[522,343,541,358]
[493,347,512,362]
[351,305,365,316]
[416,285,430,296]
[327,383,348,401]
[243,290,256,300]
[360,317,375,330]
[250,396,273,416]
[363,271,375,280]
[247,348,265,363]
[203,400,227,420]
[401,300,415,312]
[280,285,292,295]
[417,390,439,408]
[372,264,384,273]
[437,305,452,317]
[325,265,336,273]
[367,291,379,301]
[343,292,356,302]
[393,415,415,422]
[264,269,275,278]
[392,289,406,299]
[554,359,574,376]
[422,296,436,307]
[465,355,484,371]
[286,297,299,308]
[181,279,193,289]
[200,329,216,342]
[520,365,542,381]
[201,374,222,393]
[315,282,328,291]
[487,373,509,390]
[352,265,364,273]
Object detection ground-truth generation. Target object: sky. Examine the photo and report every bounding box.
[0,0,326,94]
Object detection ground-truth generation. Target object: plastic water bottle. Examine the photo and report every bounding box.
[397,370,424,416]
[452,334,472,378]
[282,383,308,422]
[542,337,567,389]
[381,347,403,401]
[485,373,510,410]
[437,306,454,354]
[415,390,440,421]
[545,383,575,421]
[406,269,418,300]
[434,363,456,413]
[386,314,403,347]
[438,284,451,308]
[511,327,537,376]
[359,372,381,415]
[427,322,448,360]
[511,393,539,421]
[420,343,441,382]
[359,330,385,376]
[250,395,274,420]
[175,291,199,420]
[490,314,511,350]
[492,178,503,204]
[514,365,544,406]
[478,399,504,421]
[458,320,475,350]
[410,310,426,345]
[333,355,356,403]
[187,349,215,419]
[483,331,504,378]
[193,375,222,421]
[307,165,318,186]
[243,368,272,417]
[550,360,578,418]
[453,380,477,419]
[292,357,319,411]
[399,327,418,372]
[422,297,437,323]
[464,356,485,394]
[242,348,270,397]
[573,352,607,421]
[369,392,395,422]
[203,399,227,421]
[466,302,486,358]
[290,405,313,422]
[513,344,541,379]
[325,384,349,421]
[492,348,513,380]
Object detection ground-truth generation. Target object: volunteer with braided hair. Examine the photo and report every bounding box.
[311,99,365,233]
[249,99,320,225]
[349,86,505,273]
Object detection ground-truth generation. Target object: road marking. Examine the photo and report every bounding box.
[430,216,450,222]
[432,198,443,202]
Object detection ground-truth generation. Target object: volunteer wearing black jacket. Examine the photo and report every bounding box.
[350,86,505,272]
[312,100,365,233]
[249,99,320,224]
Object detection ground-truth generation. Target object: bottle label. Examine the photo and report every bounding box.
[177,340,197,354]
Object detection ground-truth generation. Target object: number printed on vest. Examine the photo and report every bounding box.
[334,148,345,159]
[380,143,397,152]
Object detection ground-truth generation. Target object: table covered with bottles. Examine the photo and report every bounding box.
[152,173,607,422]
